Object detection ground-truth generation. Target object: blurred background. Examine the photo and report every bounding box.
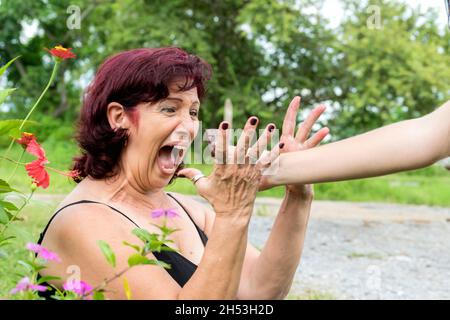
[0,0,449,299]
[1,0,449,205]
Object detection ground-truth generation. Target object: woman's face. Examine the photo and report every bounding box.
[122,79,200,191]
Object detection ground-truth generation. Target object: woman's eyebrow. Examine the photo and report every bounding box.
[165,96,200,106]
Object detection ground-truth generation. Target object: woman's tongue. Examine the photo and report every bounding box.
[157,147,176,174]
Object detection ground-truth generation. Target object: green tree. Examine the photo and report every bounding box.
[330,0,450,137]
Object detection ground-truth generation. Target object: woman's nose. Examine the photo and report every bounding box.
[175,116,196,139]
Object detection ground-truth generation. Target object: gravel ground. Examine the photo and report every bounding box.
[249,199,450,300]
[33,194,450,299]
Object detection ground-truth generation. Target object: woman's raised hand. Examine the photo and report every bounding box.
[258,96,329,194]
[177,117,280,221]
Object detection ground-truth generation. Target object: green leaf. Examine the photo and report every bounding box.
[122,241,141,252]
[159,245,178,253]
[0,56,20,77]
[0,119,38,137]
[93,291,105,300]
[127,253,150,267]
[0,207,9,224]
[0,248,7,259]
[97,240,116,268]
[127,253,171,269]
[8,127,22,139]
[0,200,18,211]
[0,179,16,194]
[17,260,34,272]
[0,235,16,247]
[0,88,16,105]
[37,276,61,284]
[131,228,154,242]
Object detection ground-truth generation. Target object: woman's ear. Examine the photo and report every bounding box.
[107,102,131,131]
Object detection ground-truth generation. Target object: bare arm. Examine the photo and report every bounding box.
[240,190,312,300]
[268,101,450,186]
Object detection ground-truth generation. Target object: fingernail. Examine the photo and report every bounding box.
[250,117,257,125]
[279,142,285,149]
[268,125,275,132]
[221,123,229,130]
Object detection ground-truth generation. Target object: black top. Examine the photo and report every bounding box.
[36,193,208,298]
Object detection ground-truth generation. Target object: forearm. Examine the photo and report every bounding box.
[178,214,249,300]
[245,192,312,299]
[271,102,450,185]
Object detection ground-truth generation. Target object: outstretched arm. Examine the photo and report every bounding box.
[267,100,450,186]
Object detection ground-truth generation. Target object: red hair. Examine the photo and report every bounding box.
[71,47,212,182]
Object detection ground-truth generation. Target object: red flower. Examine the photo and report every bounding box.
[24,139,50,189]
[46,45,76,60]
[16,132,36,149]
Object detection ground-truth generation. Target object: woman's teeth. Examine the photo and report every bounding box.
[157,145,187,175]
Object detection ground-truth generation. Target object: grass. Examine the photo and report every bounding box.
[1,139,449,207]
[0,198,59,297]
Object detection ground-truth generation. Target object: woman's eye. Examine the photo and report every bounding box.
[162,107,176,113]
[190,109,199,117]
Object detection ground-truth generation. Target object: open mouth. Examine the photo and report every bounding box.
[156,143,186,175]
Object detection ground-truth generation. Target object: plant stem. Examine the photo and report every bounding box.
[84,266,132,299]
[0,189,35,236]
[0,155,28,166]
[2,61,59,169]
[6,149,26,181]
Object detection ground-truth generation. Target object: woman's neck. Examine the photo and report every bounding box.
[79,173,170,213]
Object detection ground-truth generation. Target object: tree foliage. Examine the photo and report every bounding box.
[0,0,448,140]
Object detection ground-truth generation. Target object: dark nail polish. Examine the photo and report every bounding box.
[221,123,229,130]
[250,117,257,125]
[268,125,275,132]
[279,142,285,149]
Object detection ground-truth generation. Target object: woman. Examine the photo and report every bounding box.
[37,47,328,299]
[250,97,450,189]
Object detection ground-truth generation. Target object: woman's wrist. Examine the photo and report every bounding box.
[285,185,314,203]
[213,211,252,229]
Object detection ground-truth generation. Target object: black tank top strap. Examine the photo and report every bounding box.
[37,200,141,245]
[166,193,208,246]
[37,196,208,291]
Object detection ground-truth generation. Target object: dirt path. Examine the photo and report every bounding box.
[249,198,450,300]
[33,194,450,299]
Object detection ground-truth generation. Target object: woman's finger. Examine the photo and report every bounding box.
[305,127,329,148]
[246,123,276,164]
[176,168,208,190]
[282,96,301,137]
[295,104,326,143]
[256,142,285,169]
[236,116,258,164]
[215,121,229,165]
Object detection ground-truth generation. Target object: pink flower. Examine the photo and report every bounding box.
[10,277,47,295]
[63,279,93,298]
[151,208,179,219]
[26,242,61,262]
